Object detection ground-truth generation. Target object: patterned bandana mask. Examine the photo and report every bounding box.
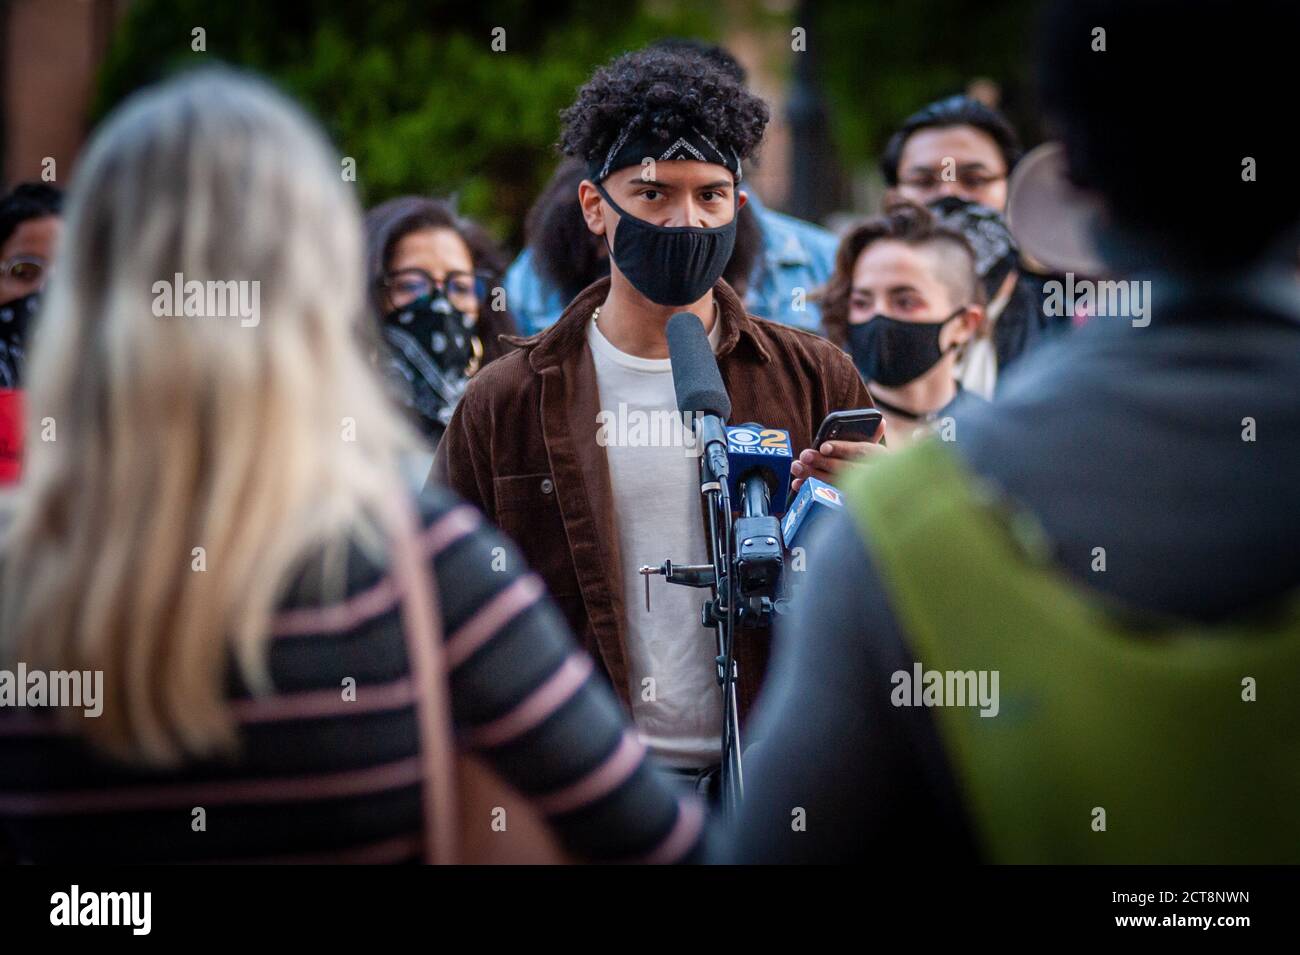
[378,291,482,439]
[0,290,41,389]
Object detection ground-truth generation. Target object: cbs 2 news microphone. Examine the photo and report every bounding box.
[639,312,855,810]
[641,312,850,621]
[700,417,848,609]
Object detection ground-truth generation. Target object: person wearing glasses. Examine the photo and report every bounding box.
[364,197,517,448]
[0,182,63,390]
[882,94,1018,214]
[0,182,63,483]
[877,95,1071,398]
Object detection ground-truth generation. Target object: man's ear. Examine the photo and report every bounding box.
[957,304,984,341]
[736,188,749,212]
[577,179,608,238]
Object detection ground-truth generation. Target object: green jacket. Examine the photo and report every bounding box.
[845,439,1300,863]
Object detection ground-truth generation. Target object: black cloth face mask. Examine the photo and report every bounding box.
[379,291,481,439]
[594,179,737,307]
[847,307,966,388]
[0,290,41,390]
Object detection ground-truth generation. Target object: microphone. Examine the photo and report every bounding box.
[781,476,847,553]
[723,424,791,599]
[724,424,794,517]
[665,314,780,600]
[666,312,730,480]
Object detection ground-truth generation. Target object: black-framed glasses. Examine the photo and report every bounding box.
[380,267,492,313]
[898,168,1007,194]
[0,255,49,286]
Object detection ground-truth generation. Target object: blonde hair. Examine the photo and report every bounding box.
[0,69,417,766]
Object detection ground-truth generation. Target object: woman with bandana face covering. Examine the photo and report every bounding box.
[363,197,517,452]
[820,203,984,448]
[0,182,63,483]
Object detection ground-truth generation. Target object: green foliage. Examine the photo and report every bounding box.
[91,0,1044,244]
[813,0,1042,175]
[92,0,722,247]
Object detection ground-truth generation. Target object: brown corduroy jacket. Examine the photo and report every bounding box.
[434,277,874,725]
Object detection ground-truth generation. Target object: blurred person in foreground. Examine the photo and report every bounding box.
[720,0,1300,863]
[364,196,517,454]
[0,183,63,484]
[0,69,705,864]
[817,203,984,451]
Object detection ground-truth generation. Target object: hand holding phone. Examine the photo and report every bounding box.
[792,408,888,493]
[813,408,885,448]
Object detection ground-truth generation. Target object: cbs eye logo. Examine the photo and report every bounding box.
[727,427,791,451]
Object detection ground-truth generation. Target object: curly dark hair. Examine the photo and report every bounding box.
[525,158,609,302]
[558,47,769,173]
[818,202,980,348]
[648,38,746,84]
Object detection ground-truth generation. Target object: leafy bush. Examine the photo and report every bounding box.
[93,0,721,247]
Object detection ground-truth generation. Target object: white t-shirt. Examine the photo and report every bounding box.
[588,315,723,768]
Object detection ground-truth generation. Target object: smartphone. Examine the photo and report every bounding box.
[814,408,884,447]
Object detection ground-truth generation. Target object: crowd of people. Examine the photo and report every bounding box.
[0,0,1297,864]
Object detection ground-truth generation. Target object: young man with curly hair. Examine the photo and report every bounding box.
[436,48,875,796]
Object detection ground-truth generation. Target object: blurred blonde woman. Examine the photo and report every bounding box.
[0,69,704,864]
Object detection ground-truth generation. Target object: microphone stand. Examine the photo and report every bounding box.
[649,313,787,817]
[703,452,744,816]
[639,418,745,815]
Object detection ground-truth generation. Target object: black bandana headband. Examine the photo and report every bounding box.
[588,124,742,184]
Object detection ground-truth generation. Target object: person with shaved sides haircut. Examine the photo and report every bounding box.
[818,202,985,449]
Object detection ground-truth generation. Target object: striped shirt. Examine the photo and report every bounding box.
[0,485,706,863]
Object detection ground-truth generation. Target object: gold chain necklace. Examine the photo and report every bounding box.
[591,300,717,328]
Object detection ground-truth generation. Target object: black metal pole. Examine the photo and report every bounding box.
[787,0,831,223]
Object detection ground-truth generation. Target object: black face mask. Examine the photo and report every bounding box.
[594,180,737,307]
[379,291,481,438]
[847,307,965,388]
[0,289,42,390]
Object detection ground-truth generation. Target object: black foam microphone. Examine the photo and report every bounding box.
[666,312,730,480]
